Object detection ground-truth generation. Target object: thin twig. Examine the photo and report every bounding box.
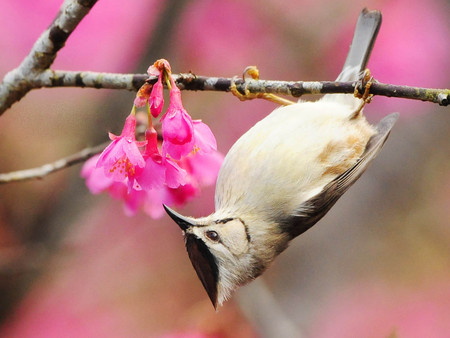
[24,71,450,106]
[0,123,152,184]
[0,0,98,116]
[0,142,108,184]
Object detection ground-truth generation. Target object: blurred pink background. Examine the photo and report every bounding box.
[0,0,449,337]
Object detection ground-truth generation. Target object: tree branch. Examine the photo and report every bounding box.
[0,142,108,184]
[0,123,152,184]
[25,70,450,107]
[0,0,98,116]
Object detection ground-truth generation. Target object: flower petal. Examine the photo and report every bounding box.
[184,151,223,186]
[149,76,164,118]
[164,159,187,188]
[81,155,115,194]
[135,157,166,190]
[162,140,194,161]
[192,120,217,153]
[162,107,193,145]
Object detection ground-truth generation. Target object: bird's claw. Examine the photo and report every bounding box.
[351,69,374,119]
[230,66,295,106]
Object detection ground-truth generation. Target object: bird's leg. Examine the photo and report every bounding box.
[351,68,374,119]
[230,66,296,106]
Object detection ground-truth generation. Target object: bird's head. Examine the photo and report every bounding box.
[163,205,290,308]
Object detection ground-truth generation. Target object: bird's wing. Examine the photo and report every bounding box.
[279,113,399,239]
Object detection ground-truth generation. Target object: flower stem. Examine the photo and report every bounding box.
[165,73,172,91]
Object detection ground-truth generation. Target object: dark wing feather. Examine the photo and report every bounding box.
[280,113,399,239]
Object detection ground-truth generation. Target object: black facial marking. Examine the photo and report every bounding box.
[214,218,234,224]
[185,234,219,308]
[239,218,251,242]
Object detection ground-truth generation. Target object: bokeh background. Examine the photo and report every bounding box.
[0,0,449,337]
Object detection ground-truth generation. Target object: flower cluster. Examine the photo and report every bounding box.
[82,59,223,218]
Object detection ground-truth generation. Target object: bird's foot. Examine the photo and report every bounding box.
[351,69,374,119]
[230,66,295,106]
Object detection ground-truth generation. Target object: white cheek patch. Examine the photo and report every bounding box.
[219,221,249,255]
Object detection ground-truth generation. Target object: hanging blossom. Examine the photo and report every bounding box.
[82,59,223,218]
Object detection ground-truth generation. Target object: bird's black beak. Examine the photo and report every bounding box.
[163,204,219,308]
[163,204,195,231]
[185,234,219,309]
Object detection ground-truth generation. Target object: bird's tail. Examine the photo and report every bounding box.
[323,8,382,107]
[337,8,381,82]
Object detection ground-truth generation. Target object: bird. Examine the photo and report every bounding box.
[164,8,399,308]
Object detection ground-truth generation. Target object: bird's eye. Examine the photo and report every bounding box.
[205,230,220,242]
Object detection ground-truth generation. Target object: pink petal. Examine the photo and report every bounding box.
[142,187,172,219]
[184,151,224,186]
[149,76,164,118]
[122,189,146,216]
[96,138,120,168]
[122,138,146,168]
[108,132,120,141]
[120,113,138,138]
[147,64,160,77]
[164,159,187,188]
[133,95,148,108]
[135,157,166,190]
[162,140,194,161]
[192,120,217,153]
[81,155,115,194]
[169,183,199,206]
[96,113,144,170]
[143,127,160,157]
[107,180,128,200]
[159,59,171,72]
[162,107,194,145]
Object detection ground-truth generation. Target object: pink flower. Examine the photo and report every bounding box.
[192,120,217,154]
[147,59,171,76]
[135,127,187,191]
[147,64,160,77]
[182,150,224,186]
[82,154,145,217]
[96,113,146,190]
[161,84,194,160]
[133,82,153,108]
[164,158,187,188]
[82,58,222,219]
[142,183,199,219]
[148,75,164,117]
[121,188,146,216]
[133,95,148,108]
[81,155,115,194]
[134,128,166,190]
[141,187,170,219]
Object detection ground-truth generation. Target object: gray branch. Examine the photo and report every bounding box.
[0,0,98,116]
[0,142,108,184]
[22,70,450,107]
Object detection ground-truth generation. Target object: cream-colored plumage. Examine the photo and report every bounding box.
[215,100,375,219]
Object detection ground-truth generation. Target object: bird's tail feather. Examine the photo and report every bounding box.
[336,8,382,82]
[322,9,381,108]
